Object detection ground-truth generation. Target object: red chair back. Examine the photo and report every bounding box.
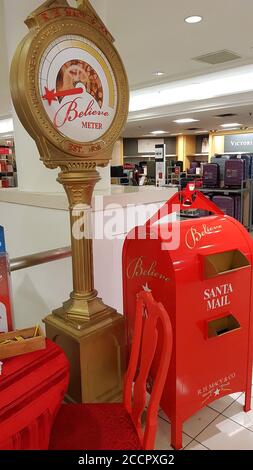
[124,290,173,450]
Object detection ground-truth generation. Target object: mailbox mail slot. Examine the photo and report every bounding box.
[207,314,240,338]
[122,185,253,449]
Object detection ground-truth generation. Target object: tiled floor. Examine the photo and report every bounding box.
[155,382,253,450]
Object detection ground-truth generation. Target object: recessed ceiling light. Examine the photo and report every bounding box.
[173,118,199,124]
[195,130,209,133]
[150,130,168,135]
[221,127,242,131]
[185,15,203,24]
[221,123,241,128]
[170,133,183,136]
[153,71,165,77]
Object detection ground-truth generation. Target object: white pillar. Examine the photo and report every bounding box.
[89,0,110,191]
[2,0,111,192]
[90,0,107,22]
[0,0,12,118]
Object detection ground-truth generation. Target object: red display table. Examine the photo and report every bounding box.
[0,338,69,450]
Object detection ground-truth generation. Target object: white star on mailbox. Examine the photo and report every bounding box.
[214,388,220,396]
[142,283,151,292]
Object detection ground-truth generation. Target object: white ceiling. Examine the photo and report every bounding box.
[107,0,253,89]
[105,0,253,137]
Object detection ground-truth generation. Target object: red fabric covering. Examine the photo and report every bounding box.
[49,403,142,450]
[0,339,69,450]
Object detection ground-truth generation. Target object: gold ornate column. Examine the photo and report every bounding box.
[10,0,129,402]
[55,166,115,324]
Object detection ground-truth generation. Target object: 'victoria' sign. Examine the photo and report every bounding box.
[224,134,253,153]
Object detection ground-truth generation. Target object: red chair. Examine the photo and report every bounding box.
[49,290,173,450]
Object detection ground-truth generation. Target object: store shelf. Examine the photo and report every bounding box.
[0,142,17,188]
[198,187,248,194]
[124,154,177,159]
[198,180,253,231]
[187,153,209,157]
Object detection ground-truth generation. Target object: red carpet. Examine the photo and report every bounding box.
[49,403,142,450]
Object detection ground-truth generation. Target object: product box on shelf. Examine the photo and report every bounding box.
[0,226,13,332]
[0,226,6,253]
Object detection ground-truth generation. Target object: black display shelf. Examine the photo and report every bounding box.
[198,187,248,194]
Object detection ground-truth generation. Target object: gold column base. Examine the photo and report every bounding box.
[43,311,126,403]
[52,292,116,329]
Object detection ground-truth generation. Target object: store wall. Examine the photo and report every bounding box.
[123,137,177,157]
[0,0,12,117]
[0,202,71,329]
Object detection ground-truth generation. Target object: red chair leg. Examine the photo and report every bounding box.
[171,416,183,450]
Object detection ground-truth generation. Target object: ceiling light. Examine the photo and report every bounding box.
[150,130,168,135]
[221,127,242,131]
[173,118,199,124]
[185,15,203,24]
[170,133,183,136]
[153,71,165,77]
[195,130,209,133]
[0,118,13,134]
[221,123,241,128]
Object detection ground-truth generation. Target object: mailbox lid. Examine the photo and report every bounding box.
[157,214,252,276]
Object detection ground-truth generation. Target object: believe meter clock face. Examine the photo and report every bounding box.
[39,34,118,143]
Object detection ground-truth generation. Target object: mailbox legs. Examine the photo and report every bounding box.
[244,385,252,412]
[171,415,183,450]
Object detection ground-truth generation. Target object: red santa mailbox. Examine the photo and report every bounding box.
[122,185,253,449]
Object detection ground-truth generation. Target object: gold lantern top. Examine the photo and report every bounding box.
[10,0,129,169]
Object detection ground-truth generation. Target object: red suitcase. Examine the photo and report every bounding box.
[212,195,235,218]
[0,339,69,450]
[224,159,245,187]
[202,163,220,187]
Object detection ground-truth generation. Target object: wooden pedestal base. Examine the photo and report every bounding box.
[43,312,126,403]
